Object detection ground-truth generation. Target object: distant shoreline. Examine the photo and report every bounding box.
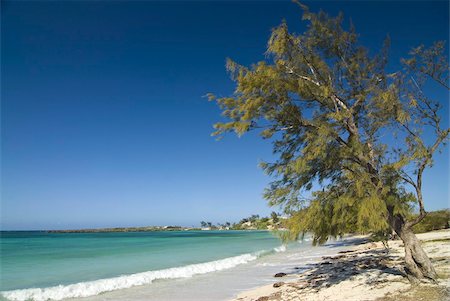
[45,227,270,233]
[0,228,191,233]
[46,226,196,233]
[0,228,272,233]
[2,214,285,233]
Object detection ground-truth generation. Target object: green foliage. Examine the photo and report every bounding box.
[230,214,283,230]
[210,4,449,244]
[281,176,416,244]
[271,211,279,223]
[412,210,450,233]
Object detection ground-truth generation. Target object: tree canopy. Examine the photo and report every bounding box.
[210,4,449,249]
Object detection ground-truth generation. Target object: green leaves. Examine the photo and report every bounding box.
[267,21,290,56]
[402,41,449,89]
[357,194,389,233]
[210,3,448,243]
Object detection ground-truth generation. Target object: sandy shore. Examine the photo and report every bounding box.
[231,229,450,301]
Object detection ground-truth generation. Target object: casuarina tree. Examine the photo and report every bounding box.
[209,4,449,282]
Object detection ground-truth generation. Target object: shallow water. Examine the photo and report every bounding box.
[0,230,354,301]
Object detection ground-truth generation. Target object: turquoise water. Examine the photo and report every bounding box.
[0,231,282,294]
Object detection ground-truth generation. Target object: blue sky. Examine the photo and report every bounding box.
[2,1,449,230]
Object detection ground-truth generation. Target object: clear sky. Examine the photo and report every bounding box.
[1,1,449,230]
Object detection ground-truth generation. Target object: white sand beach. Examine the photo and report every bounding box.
[232,229,450,301]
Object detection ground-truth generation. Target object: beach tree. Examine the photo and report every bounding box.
[271,211,279,223]
[209,4,449,281]
[250,214,260,222]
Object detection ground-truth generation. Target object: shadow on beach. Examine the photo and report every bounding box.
[323,236,370,248]
[282,247,405,291]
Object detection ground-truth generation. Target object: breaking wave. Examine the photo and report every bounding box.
[1,245,287,301]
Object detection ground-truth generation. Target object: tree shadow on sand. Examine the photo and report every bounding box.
[322,237,370,248]
[281,248,406,291]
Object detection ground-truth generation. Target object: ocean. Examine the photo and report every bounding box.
[0,230,351,301]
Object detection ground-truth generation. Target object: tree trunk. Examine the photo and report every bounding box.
[390,213,437,282]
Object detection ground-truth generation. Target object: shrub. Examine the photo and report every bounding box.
[412,209,450,233]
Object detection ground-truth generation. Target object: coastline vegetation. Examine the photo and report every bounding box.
[46,212,284,233]
[228,212,283,230]
[47,226,191,233]
[412,209,450,234]
[46,209,448,234]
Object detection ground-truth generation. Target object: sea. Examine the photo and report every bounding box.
[0,230,356,301]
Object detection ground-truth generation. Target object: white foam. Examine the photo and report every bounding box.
[274,245,286,253]
[1,248,282,301]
